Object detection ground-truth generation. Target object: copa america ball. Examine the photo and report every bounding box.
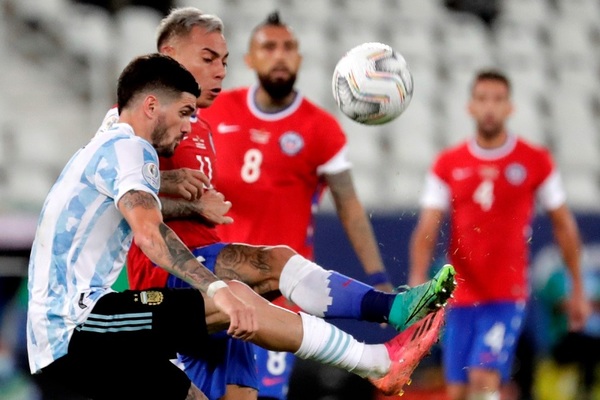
[332,42,414,125]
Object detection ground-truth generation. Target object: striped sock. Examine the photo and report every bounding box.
[294,312,390,379]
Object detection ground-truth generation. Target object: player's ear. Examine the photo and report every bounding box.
[244,52,253,69]
[467,100,475,117]
[160,45,175,58]
[143,95,159,119]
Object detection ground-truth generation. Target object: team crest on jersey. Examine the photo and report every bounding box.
[142,162,160,190]
[505,163,527,185]
[279,131,304,156]
[138,290,164,305]
[190,114,198,123]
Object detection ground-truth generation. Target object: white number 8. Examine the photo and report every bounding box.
[266,351,287,375]
[241,149,262,183]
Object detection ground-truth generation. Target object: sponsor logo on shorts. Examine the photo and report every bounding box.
[261,376,285,387]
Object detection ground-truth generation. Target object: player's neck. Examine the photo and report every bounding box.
[475,130,508,149]
[119,111,150,142]
[254,86,297,113]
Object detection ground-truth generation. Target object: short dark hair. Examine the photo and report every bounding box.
[471,69,511,94]
[250,11,287,40]
[156,7,224,50]
[117,53,200,114]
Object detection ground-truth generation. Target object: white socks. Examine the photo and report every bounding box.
[294,312,390,379]
[279,255,332,317]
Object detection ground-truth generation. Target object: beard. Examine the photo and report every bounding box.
[151,117,176,158]
[477,122,503,140]
[258,72,297,101]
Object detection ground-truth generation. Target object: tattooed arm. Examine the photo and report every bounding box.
[118,189,257,339]
[160,168,210,200]
[161,189,234,225]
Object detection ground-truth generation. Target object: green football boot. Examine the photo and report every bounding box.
[388,264,456,332]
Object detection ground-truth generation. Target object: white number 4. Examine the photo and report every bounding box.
[473,179,494,211]
[484,322,506,354]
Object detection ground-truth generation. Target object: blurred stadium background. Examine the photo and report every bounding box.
[0,0,599,399]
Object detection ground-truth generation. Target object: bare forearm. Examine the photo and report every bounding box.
[328,171,386,276]
[409,230,436,285]
[409,209,444,286]
[118,190,218,293]
[161,197,197,220]
[552,207,583,292]
[337,198,386,274]
[136,222,219,292]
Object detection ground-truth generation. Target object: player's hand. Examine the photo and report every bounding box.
[566,292,591,332]
[160,168,210,200]
[211,284,258,340]
[192,189,234,225]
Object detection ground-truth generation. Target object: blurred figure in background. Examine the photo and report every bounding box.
[534,247,600,400]
[409,69,590,400]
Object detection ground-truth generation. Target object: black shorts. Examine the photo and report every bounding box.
[39,288,209,400]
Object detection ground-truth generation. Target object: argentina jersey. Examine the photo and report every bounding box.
[27,123,161,373]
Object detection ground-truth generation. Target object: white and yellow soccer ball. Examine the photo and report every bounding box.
[332,42,414,125]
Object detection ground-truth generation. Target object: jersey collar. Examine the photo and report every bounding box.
[467,133,517,160]
[110,122,135,137]
[246,84,303,121]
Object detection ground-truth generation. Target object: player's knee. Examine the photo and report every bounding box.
[468,368,501,393]
[266,245,297,269]
[268,245,296,257]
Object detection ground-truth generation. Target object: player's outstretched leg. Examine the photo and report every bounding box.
[279,256,456,328]
[388,264,456,332]
[370,308,445,396]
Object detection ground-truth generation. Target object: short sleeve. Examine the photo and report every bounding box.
[419,172,450,210]
[95,137,161,209]
[536,170,566,211]
[317,145,352,175]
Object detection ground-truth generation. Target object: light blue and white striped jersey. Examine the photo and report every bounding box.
[27,123,161,373]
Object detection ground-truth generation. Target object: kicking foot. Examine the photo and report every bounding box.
[388,264,456,331]
[370,309,445,396]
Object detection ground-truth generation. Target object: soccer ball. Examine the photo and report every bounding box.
[332,42,414,125]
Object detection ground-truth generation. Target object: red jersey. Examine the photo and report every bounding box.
[126,114,220,289]
[202,86,350,259]
[421,135,566,305]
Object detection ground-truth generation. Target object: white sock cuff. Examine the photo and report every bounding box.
[279,255,321,299]
[294,312,322,358]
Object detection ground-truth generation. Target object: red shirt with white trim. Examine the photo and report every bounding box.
[421,135,566,305]
[202,86,350,260]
